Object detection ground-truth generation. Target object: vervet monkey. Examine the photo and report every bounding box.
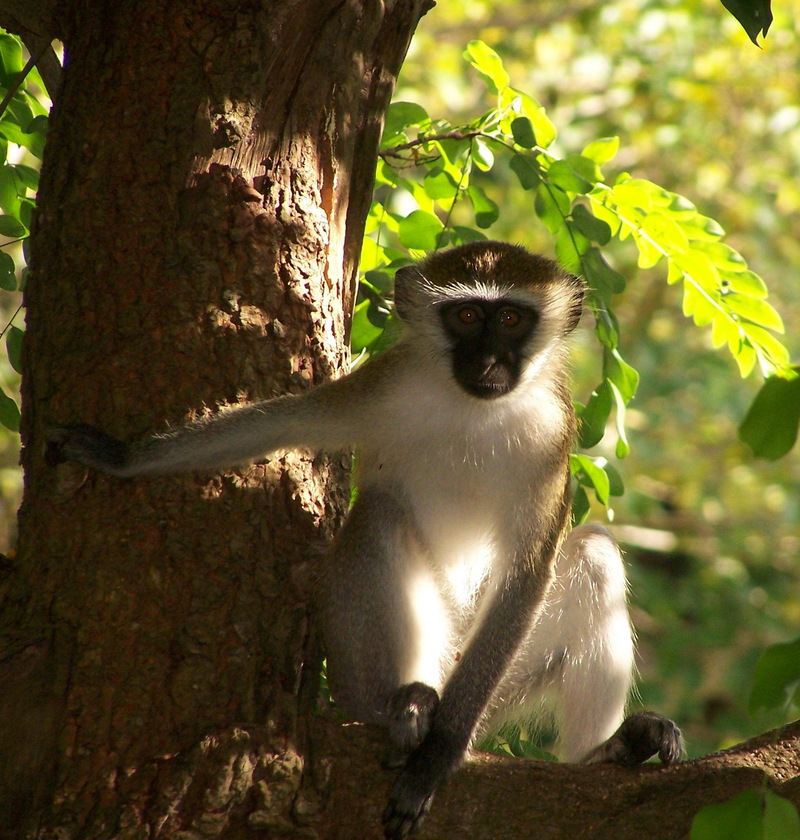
[47,242,682,839]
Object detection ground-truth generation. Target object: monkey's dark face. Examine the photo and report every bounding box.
[439,298,539,399]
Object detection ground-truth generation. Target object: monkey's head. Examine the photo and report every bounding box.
[393,242,585,400]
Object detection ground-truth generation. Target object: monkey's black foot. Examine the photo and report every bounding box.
[45,424,130,474]
[581,711,683,766]
[382,757,437,840]
[386,682,439,755]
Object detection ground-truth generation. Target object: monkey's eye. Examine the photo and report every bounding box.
[498,308,521,327]
[457,305,482,325]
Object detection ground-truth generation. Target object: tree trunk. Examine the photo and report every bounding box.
[0,0,431,835]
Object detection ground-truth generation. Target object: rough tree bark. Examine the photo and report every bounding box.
[0,0,431,836]
[0,2,798,840]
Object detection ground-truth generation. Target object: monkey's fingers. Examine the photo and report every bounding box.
[45,424,131,473]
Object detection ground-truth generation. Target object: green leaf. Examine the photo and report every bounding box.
[750,635,800,714]
[6,325,22,373]
[720,269,767,298]
[510,117,536,149]
[548,159,593,195]
[690,789,766,840]
[608,380,632,458]
[764,789,800,839]
[0,250,16,291]
[0,214,25,238]
[0,34,23,84]
[739,372,800,460]
[725,293,784,332]
[471,136,494,171]
[448,226,487,245]
[467,184,499,229]
[0,385,19,432]
[581,136,619,165]
[397,210,444,250]
[579,382,612,448]
[12,163,39,191]
[509,154,541,190]
[423,167,459,201]
[571,453,610,505]
[382,101,429,143]
[534,184,569,234]
[603,350,639,405]
[582,248,626,300]
[682,283,718,327]
[572,483,590,524]
[508,89,557,149]
[642,211,689,255]
[463,40,510,94]
[721,0,773,45]
[555,224,588,273]
[571,204,611,245]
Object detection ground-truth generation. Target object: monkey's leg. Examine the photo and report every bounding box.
[320,488,449,751]
[521,523,681,764]
[536,523,636,762]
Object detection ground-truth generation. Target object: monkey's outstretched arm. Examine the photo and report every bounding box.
[45,360,393,477]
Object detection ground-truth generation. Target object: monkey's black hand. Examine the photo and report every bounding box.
[46,424,131,475]
[382,728,465,840]
[386,682,439,756]
[582,711,683,766]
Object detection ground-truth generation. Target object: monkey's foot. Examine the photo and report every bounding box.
[581,711,683,766]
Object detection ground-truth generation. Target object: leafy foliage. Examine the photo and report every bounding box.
[690,787,800,840]
[0,31,49,432]
[749,635,800,715]
[357,40,794,519]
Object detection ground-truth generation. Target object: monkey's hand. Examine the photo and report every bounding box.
[46,424,132,476]
[382,728,465,840]
[581,711,683,766]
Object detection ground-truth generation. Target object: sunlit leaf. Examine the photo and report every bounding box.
[397,210,444,250]
[471,136,494,171]
[581,136,619,165]
[725,293,784,332]
[5,325,22,374]
[463,40,510,94]
[642,211,689,255]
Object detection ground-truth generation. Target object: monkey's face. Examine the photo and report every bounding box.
[439,299,539,399]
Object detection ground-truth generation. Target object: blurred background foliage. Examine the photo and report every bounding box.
[2,0,798,762]
[388,0,800,758]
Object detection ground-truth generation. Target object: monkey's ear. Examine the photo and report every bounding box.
[393,265,423,322]
[564,273,585,334]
